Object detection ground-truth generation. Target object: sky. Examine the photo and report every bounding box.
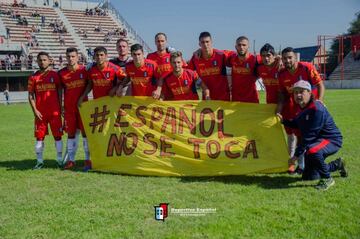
[112,0,360,59]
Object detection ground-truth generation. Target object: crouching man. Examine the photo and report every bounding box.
[279,80,347,190]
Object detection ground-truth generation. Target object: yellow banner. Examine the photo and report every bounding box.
[79,96,288,176]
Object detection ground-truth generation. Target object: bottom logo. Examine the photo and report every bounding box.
[154,203,169,221]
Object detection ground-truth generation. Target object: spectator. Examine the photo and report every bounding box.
[10,54,16,69]
[15,10,21,18]
[0,55,4,69]
[120,28,127,37]
[104,32,111,43]
[27,32,39,48]
[18,16,28,25]
[99,8,105,16]
[59,55,63,66]
[25,30,30,40]
[83,30,88,38]
[3,89,10,105]
[12,0,19,7]
[23,17,28,25]
[94,7,100,15]
[61,25,67,33]
[19,0,26,7]
[6,27,10,39]
[41,15,46,27]
[31,10,40,17]
[15,55,21,70]
[59,34,65,46]
[86,47,93,59]
[28,54,33,68]
[20,54,27,69]
[54,0,59,7]
[30,30,36,40]
[5,55,11,70]
[49,19,55,27]
[4,8,12,15]
[10,10,16,19]
[27,37,32,47]
[30,37,39,47]
[94,23,102,32]
[79,52,87,64]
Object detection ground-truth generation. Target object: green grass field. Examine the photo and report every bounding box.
[0,90,359,239]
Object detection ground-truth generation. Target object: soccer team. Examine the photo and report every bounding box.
[28,31,347,189]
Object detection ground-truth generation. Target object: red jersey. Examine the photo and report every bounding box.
[147,51,188,77]
[279,61,322,119]
[58,65,88,113]
[147,52,172,78]
[28,70,61,115]
[256,64,279,104]
[125,59,160,96]
[147,51,174,99]
[87,62,126,99]
[188,49,230,101]
[226,52,259,103]
[162,69,200,100]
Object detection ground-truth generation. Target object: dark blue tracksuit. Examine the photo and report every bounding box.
[282,99,342,180]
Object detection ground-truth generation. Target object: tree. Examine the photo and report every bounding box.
[326,12,360,76]
[348,11,360,35]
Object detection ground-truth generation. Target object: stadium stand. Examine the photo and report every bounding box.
[61,8,133,59]
[0,3,77,68]
[329,52,360,81]
[0,0,151,94]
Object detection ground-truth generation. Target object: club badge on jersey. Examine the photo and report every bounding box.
[80,73,83,79]
[184,80,188,86]
[213,60,217,66]
[106,72,110,79]
[246,63,250,69]
[165,57,169,63]
[50,77,54,83]
[275,73,278,79]
[144,71,148,77]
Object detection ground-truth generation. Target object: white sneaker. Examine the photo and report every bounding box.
[33,162,44,170]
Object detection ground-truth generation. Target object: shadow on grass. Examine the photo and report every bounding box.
[0,159,84,172]
[179,174,315,189]
[0,159,324,189]
[76,170,317,189]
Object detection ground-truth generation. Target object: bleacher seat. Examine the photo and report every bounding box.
[329,52,360,81]
[0,4,77,67]
[62,9,135,59]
